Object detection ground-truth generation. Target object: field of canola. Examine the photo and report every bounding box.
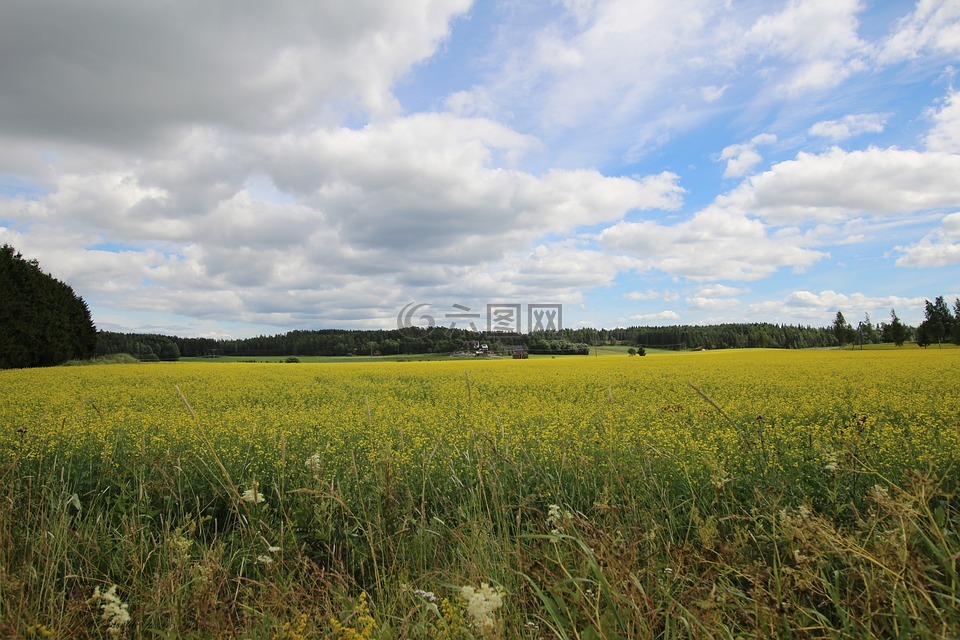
[3,348,958,489]
[3,347,960,638]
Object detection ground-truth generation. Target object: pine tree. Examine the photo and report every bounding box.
[0,245,97,368]
[832,311,852,347]
[888,309,907,347]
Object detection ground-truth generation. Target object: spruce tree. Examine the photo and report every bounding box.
[0,245,97,368]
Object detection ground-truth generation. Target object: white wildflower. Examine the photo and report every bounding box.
[305,452,323,474]
[547,504,574,534]
[88,585,131,637]
[267,545,281,553]
[413,588,436,603]
[823,451,839,472]
[256,554,273,565]
[460,583,504,637]
[240,483,265,504]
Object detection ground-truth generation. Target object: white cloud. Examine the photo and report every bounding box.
[924,89,960,152]
[624,289,679,302]
[687,295,741,310]
[747,290,929,324]
[723,147,960,224]
[697,284,749,297]
[719,133,777,178]
[700,84,730,103]
[877,0,960,64]
[0,108,687,329]
[743,0,870,95]
[809,113,888,141]
[895,212,960,267]
[599,206,826,281]
[626,310,682,323]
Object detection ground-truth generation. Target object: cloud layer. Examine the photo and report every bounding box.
[1,0,959,335]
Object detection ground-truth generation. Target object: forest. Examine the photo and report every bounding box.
[93,299,960,361]
[96,322,849,360]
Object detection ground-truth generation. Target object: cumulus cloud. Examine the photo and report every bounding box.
[924,89,960,152]
[747,290,929,324]
[895,212,960,267]
[626,310,682,323]
[624,289,680,302]
[686,295,741,310]
[0,106,685,329]
[743,0,869,95]
[877,0,960,64]
[599,206,826,281]
[809,113,888,141]
[697,284,749,297]
[719,133,777,178]
[722,147,960,224]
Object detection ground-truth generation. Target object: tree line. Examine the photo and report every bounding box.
[96,322,845,360]
[832,297,960,349]
[98,297,960,361]
[0,245,97,368]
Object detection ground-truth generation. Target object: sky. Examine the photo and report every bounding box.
[1,0,959,338]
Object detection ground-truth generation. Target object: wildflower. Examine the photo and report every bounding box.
[88,585,130,638]
[413,589,437,603]
[412,589,439,615]
[256,554,274,565]
[267,545,281,553]
[241,482,265,504]
[823,451,839,472]
[329,591,377,639]
[547,504,574,534]
[460,583,504,637]
[305,452,322,474]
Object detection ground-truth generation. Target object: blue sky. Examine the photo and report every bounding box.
[1,0,958,338]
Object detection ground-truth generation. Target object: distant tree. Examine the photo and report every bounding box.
[380,338,400,355]
[920,297,952,348]
[832,311,852,347]
[916,322,930,348]
[159,341,180,361]
[0,245,97,368]
[859,313,879,345]
[888,309,907,347]
[953,298,960,345]
[627,347,637,356]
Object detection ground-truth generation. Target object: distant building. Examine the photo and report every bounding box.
[506,345,528,359]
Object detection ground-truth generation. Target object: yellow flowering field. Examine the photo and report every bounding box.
[3,348,960,638]
[3,348,958,486]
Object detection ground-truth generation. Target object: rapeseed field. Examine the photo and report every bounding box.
[1,348,958,638]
